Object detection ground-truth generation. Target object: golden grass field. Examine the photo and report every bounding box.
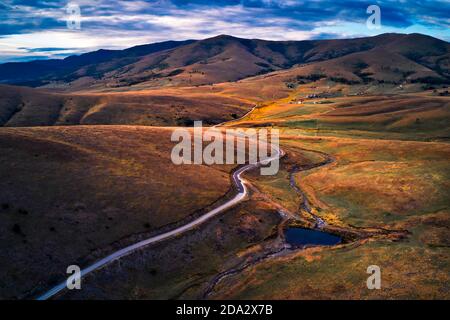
[0,65,449,299]
[207,132,450,299]
[49,128,450,300]
[0,85,253,127]
[227,90,450,140]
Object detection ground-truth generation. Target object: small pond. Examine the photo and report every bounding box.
[284,227,342,246]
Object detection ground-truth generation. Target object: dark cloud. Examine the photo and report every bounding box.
[313,32,346,40]
[172,0,241,5]
[0,17,64,35]
[1,0,448,36]
[19,47,76,52]
[0,0,448,63]
[1,55,52,62]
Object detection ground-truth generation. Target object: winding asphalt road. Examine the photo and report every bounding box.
[37,130,281,300]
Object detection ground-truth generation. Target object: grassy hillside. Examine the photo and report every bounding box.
[0,85,252,127]
[0,126,236,298]
[0,40,195,86]
[1,33,448,90]
[208,134,450,299]
[0,32,449,301]
[227,92,450,141]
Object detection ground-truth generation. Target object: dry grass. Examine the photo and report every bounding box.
[208,133,450,299]
[0,125,235,298]
[0,85,252,127]
[229,94,450,141]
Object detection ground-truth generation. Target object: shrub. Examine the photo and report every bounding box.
[12,224,24,236]
[329,77,359,85]
[295,74,326,83]
[17,208,28,215]
[176,117,195,127]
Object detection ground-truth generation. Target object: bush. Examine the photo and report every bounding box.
[411,77,449,85]
[176,117,195,126]
[12,224,24,236]
[329,77,359,85]
[296,74,326,82]
[17,208,28,215]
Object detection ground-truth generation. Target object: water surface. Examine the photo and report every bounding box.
[285,227,341,246]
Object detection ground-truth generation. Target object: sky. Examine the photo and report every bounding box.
[0,0,449,63]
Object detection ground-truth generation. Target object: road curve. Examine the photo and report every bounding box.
[37,130,281,300]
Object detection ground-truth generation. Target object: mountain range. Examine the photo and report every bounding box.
[0,33,449,128]
[1,33,448,90]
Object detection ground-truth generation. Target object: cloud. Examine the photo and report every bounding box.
[0,0,448,62]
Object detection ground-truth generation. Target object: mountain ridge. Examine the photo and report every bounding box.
[1,33,448,90]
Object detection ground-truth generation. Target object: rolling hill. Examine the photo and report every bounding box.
[0,33,448,128]
[0,40,195,87]
[0,85,252,127]
[0,125,237,298]
[1,33,448,91]
[0,32,449,301]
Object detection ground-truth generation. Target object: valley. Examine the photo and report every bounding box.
[0,32,448,300]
